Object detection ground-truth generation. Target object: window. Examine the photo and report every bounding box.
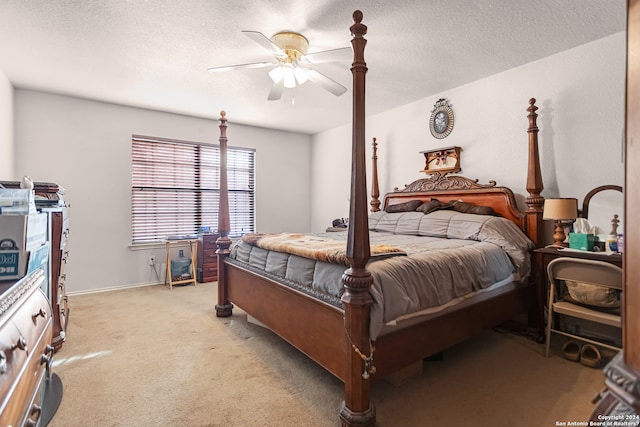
[131,134,255,244]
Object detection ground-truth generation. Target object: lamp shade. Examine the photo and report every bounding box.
[268,66,283,83]
[543,198,578,220]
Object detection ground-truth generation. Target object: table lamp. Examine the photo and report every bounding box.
[543,198,578,248]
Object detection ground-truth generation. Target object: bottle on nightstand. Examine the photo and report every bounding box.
[617,234,624,254]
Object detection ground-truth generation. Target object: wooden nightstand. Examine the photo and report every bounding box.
[533,247,623,341]
[535,247,622,268]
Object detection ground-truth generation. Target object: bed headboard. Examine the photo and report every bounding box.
[383,174,525,228]
[370,98,545,247]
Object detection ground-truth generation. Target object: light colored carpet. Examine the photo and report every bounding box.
[48,282,610,427]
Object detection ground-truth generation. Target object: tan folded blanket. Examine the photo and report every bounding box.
[241,233,405,266]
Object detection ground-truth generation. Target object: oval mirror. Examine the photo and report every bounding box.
[580,185,624,240]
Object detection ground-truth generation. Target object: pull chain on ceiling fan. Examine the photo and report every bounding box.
[207,30,351,101]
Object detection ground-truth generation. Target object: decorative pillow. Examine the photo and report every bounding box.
[563,280,621,308]
[450,200,498,216]
[385,199,423,213]
[416,199,454,214]
[369,211,423,234]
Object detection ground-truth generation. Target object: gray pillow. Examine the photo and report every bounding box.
[416,199,455,214]
[450,200,498,216]
[385,199,423,213]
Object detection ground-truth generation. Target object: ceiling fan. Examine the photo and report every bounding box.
[207,30,351,101]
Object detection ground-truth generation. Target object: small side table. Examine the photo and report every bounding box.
[164,239,198,289]
[533,247,623,341]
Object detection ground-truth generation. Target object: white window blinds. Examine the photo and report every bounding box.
[131,135,255,244]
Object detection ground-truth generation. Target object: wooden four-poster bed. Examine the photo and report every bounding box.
[214,10,545,427]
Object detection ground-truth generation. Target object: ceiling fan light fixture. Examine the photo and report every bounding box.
[293,66,309,85]
[268,66,283,83]
[211,29,347,101]
[269,64,301,89]
[282,64,296,88]
[271,31,309,60]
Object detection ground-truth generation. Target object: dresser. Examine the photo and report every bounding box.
[197,233,219,283]
[41,207,70,351]
[0,181,70,352]
[0,269,57,427]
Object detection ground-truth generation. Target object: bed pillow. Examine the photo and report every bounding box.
[416,199,454,214]
[450,200,498,216]
[369,211,424,234]
[384,199,423,213]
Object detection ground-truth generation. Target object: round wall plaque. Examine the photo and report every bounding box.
[429,98,454,139]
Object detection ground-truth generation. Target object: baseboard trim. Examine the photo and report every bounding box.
[66,281,163,296]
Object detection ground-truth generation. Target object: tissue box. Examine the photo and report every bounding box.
[569,233,595,251]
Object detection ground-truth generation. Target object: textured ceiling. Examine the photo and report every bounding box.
[0,1,627,134]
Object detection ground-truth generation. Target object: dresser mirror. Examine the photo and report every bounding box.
[580,185,624,240]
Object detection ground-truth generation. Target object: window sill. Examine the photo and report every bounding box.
[129,242,165,250]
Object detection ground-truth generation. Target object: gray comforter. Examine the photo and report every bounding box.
[229,210,534,339]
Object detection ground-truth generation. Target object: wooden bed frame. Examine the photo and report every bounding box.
[214,10,545,426]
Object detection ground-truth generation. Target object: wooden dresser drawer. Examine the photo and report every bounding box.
[0,327,51,427]
[201,233,219,250]
[0,321,25,399]
[201,263,219,282]
[11,285,51,351]
[201,249,218,265]
[0,270,53,427]
[61,217,70,249]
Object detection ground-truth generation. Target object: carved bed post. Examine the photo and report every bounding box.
[525,98,545,247]
[524,99,546,342]
[215,111,233,317]
[339,10,376,427]
[370,138,380,212]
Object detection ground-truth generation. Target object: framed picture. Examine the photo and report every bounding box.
[429,98,454,139]
[420,146,462,175]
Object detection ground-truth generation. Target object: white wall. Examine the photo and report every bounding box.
[0,68,13,179]
[311,32,627,234]
[14,91,311,293]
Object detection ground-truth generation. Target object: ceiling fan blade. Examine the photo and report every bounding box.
[307,69,347,96]
[207,61,274,73]
[242,30,286,57]
[302,47,352,64]
[267,79,285,101]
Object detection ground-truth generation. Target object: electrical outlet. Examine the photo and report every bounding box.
[148,256,156,266]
